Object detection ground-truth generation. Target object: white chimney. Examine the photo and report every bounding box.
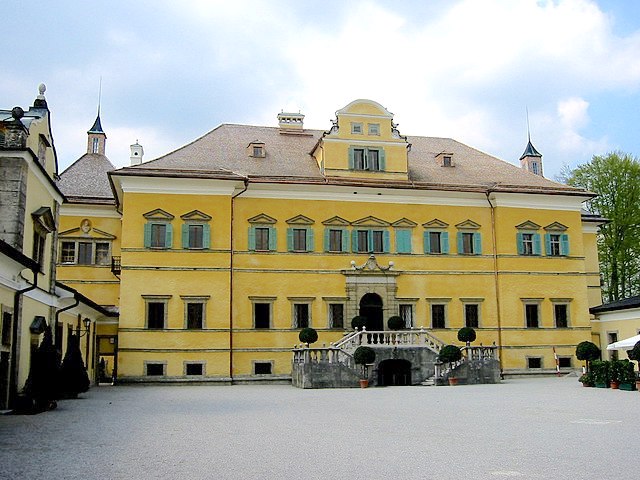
[130,140,144,165]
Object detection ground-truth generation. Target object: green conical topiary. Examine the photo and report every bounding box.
[60,334,90,398]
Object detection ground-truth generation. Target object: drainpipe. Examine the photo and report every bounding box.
[485,189,504,377]
[229,179,249,383]
[54,293,80,348]
[9,266,39,409]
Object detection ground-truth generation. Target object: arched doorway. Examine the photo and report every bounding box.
[359,293,383,331]
[378,359,412,386]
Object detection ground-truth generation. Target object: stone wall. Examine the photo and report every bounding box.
[0,157,27,250]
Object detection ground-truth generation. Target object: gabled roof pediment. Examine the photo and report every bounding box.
[59,227,116,240]
[248,213,277,224]
[544,222,568,231]
[392,218,418,228]
[143,208,174,220]
[455,219,481,230]
[336,99,393,118]
[423,219,449,229]
[286,214,314,225]
[322,216,350,227]
[351,216,390,227]
[181,210,212,222]
[516,220,541,230]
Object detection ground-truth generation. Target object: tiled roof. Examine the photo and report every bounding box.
[114,124,586,195]
[590,295,640,314]
[58,153,115,201]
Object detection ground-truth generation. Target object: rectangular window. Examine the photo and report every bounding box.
[254,303,271,329]
[461,233,474,254]
[554,304,568,328]
[429,231,442,254]
[329,229,343,252]
[368,123,380,135]
[607,332,618,360]
[527,357,542,369]
[464,304,479,328]
[522,233,534,255]
[357,230,369,253]
[353,148,366,170]
[525,304,539,328]
[254,362,272,374]
[396,229,412,254]
[368,149,380,171]
[431,304,446,329]
[294,304,309,329]
[33,231,46,266]
[77,242,93,265]
[150,224,167,248]
[255,227,270,251]
[329,304,344,329]
[186,303,204,329]
[399,304,413,328]
[558,357,572,369]
[253,146,264,157]
[95,242,110,265]
[1,311,11,345]
[351,123,363,134]
[188,224,204,249]
[147,302,165,329]
[548,234,561,256]
[146,363,165,376]
[185,363,204,376]
[60,241,76,263]
[372,230,384,253]
[517,232,541,256]
[293,229,307,252]
[443,156,452,167]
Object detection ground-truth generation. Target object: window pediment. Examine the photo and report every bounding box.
[248,213,277,224]
[32,206,55,233]
[351,216,390,227]
[322,216,350,226]
[59,227,116,240]
[423,219,449,229]
[143,209,174,221]
[455,219,481,230]
[516,220,541,230]
[392,218,417,228]
[181,210,212,222]
[544,222,568,231]
[285,214,314,225]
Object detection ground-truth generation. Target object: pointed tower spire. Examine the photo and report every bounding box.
[87,79,107,155]
[519,108,543,176]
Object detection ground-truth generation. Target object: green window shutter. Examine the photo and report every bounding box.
[269,227,277,251]
[473,232,482,255]
[383,230,390,253]
[424,231,431,253]
[396,229,410,253]
[379,149,386,171]
[165,224,173,249]
[203,224,211,249]
[348,146,355,169]
[351,230,358,252]
[248,226,256,251]
[287,228,294,251]
[560,234,570,256]
[441,232,449,254]
[533,233,542,255]
[307,228,314,252]
[323,228,330,252]
[144,223,152,248]
[544,233,551,255]
[342,229,349,252]
[182,224,189,249]
[516,233,524,255]
[367,229,374,252]
[456,232,463,254]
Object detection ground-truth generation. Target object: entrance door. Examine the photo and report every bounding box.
[360,293,383,343]
[378,359,411,386]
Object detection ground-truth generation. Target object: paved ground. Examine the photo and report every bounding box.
[0,376,637,480]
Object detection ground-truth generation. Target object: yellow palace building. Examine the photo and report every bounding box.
[57,99,603,384]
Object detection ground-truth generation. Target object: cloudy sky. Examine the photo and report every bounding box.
[3,0,640,181]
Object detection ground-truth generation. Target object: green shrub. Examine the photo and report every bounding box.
[387,316,405,330]
[591,360,610,385]
[353,346,376,365]
[298,327,318,345]
[438,345,462,364]
[457,327,477,345]
[619,359,636,384]
[578,372,594,386]
[576,341,600,371]
[351,316,367,331]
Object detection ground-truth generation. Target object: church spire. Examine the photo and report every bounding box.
[519,109,543,176]
[87,80,107,155]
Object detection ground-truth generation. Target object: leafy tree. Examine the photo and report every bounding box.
[298,327,318,346]
[353,346,376,380]
[565,152,640,301]
[60,334,90,398]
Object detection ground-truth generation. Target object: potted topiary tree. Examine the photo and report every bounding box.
[387,316,405,330]
[298,327,318,347]
[575,341,600,373]
[627,341,640,391]
[618,360,636,391]
[351,316,367,331]
[438,344,462,385]
[457,327,477,346]
[578,372,594,387]
[353,346,376,388]
[609,359,625,389]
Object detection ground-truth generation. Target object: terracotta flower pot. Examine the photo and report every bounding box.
[448,377,459,386]
[359,379,369,388]
[610,381,620,390]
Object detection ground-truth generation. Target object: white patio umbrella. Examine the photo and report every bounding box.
[606,334,640,351]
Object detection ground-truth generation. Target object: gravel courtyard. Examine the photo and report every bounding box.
[1,376,637,480]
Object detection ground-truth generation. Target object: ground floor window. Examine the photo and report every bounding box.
[145,362,165,376]
[185,362,204,376]
[558,357,572,369]
[527,357,542,369]
[254,362,273,375]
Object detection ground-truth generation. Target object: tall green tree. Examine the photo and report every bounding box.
[566,152,640,301]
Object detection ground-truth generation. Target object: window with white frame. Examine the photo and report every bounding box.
[290,298,314,329]
[328,303,344,329]
[399,304,414,328]
[60,240,111,265]
[251,298,275,329]
[351,122,363,134]
[348,146,385,171]
[368,123,380,135]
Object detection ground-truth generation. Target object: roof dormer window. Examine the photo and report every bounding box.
[248,141,266,158]
[436,152,455,167]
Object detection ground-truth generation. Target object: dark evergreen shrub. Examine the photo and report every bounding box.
[24,326,60,412]
[576,341,600,372]
[438,345,462,364]
[353,346,376,365]
[60,334,90,398]
[387,316,405,330]
[457,327,477,345]
[298,327,318,345]
[351,316,367,330]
